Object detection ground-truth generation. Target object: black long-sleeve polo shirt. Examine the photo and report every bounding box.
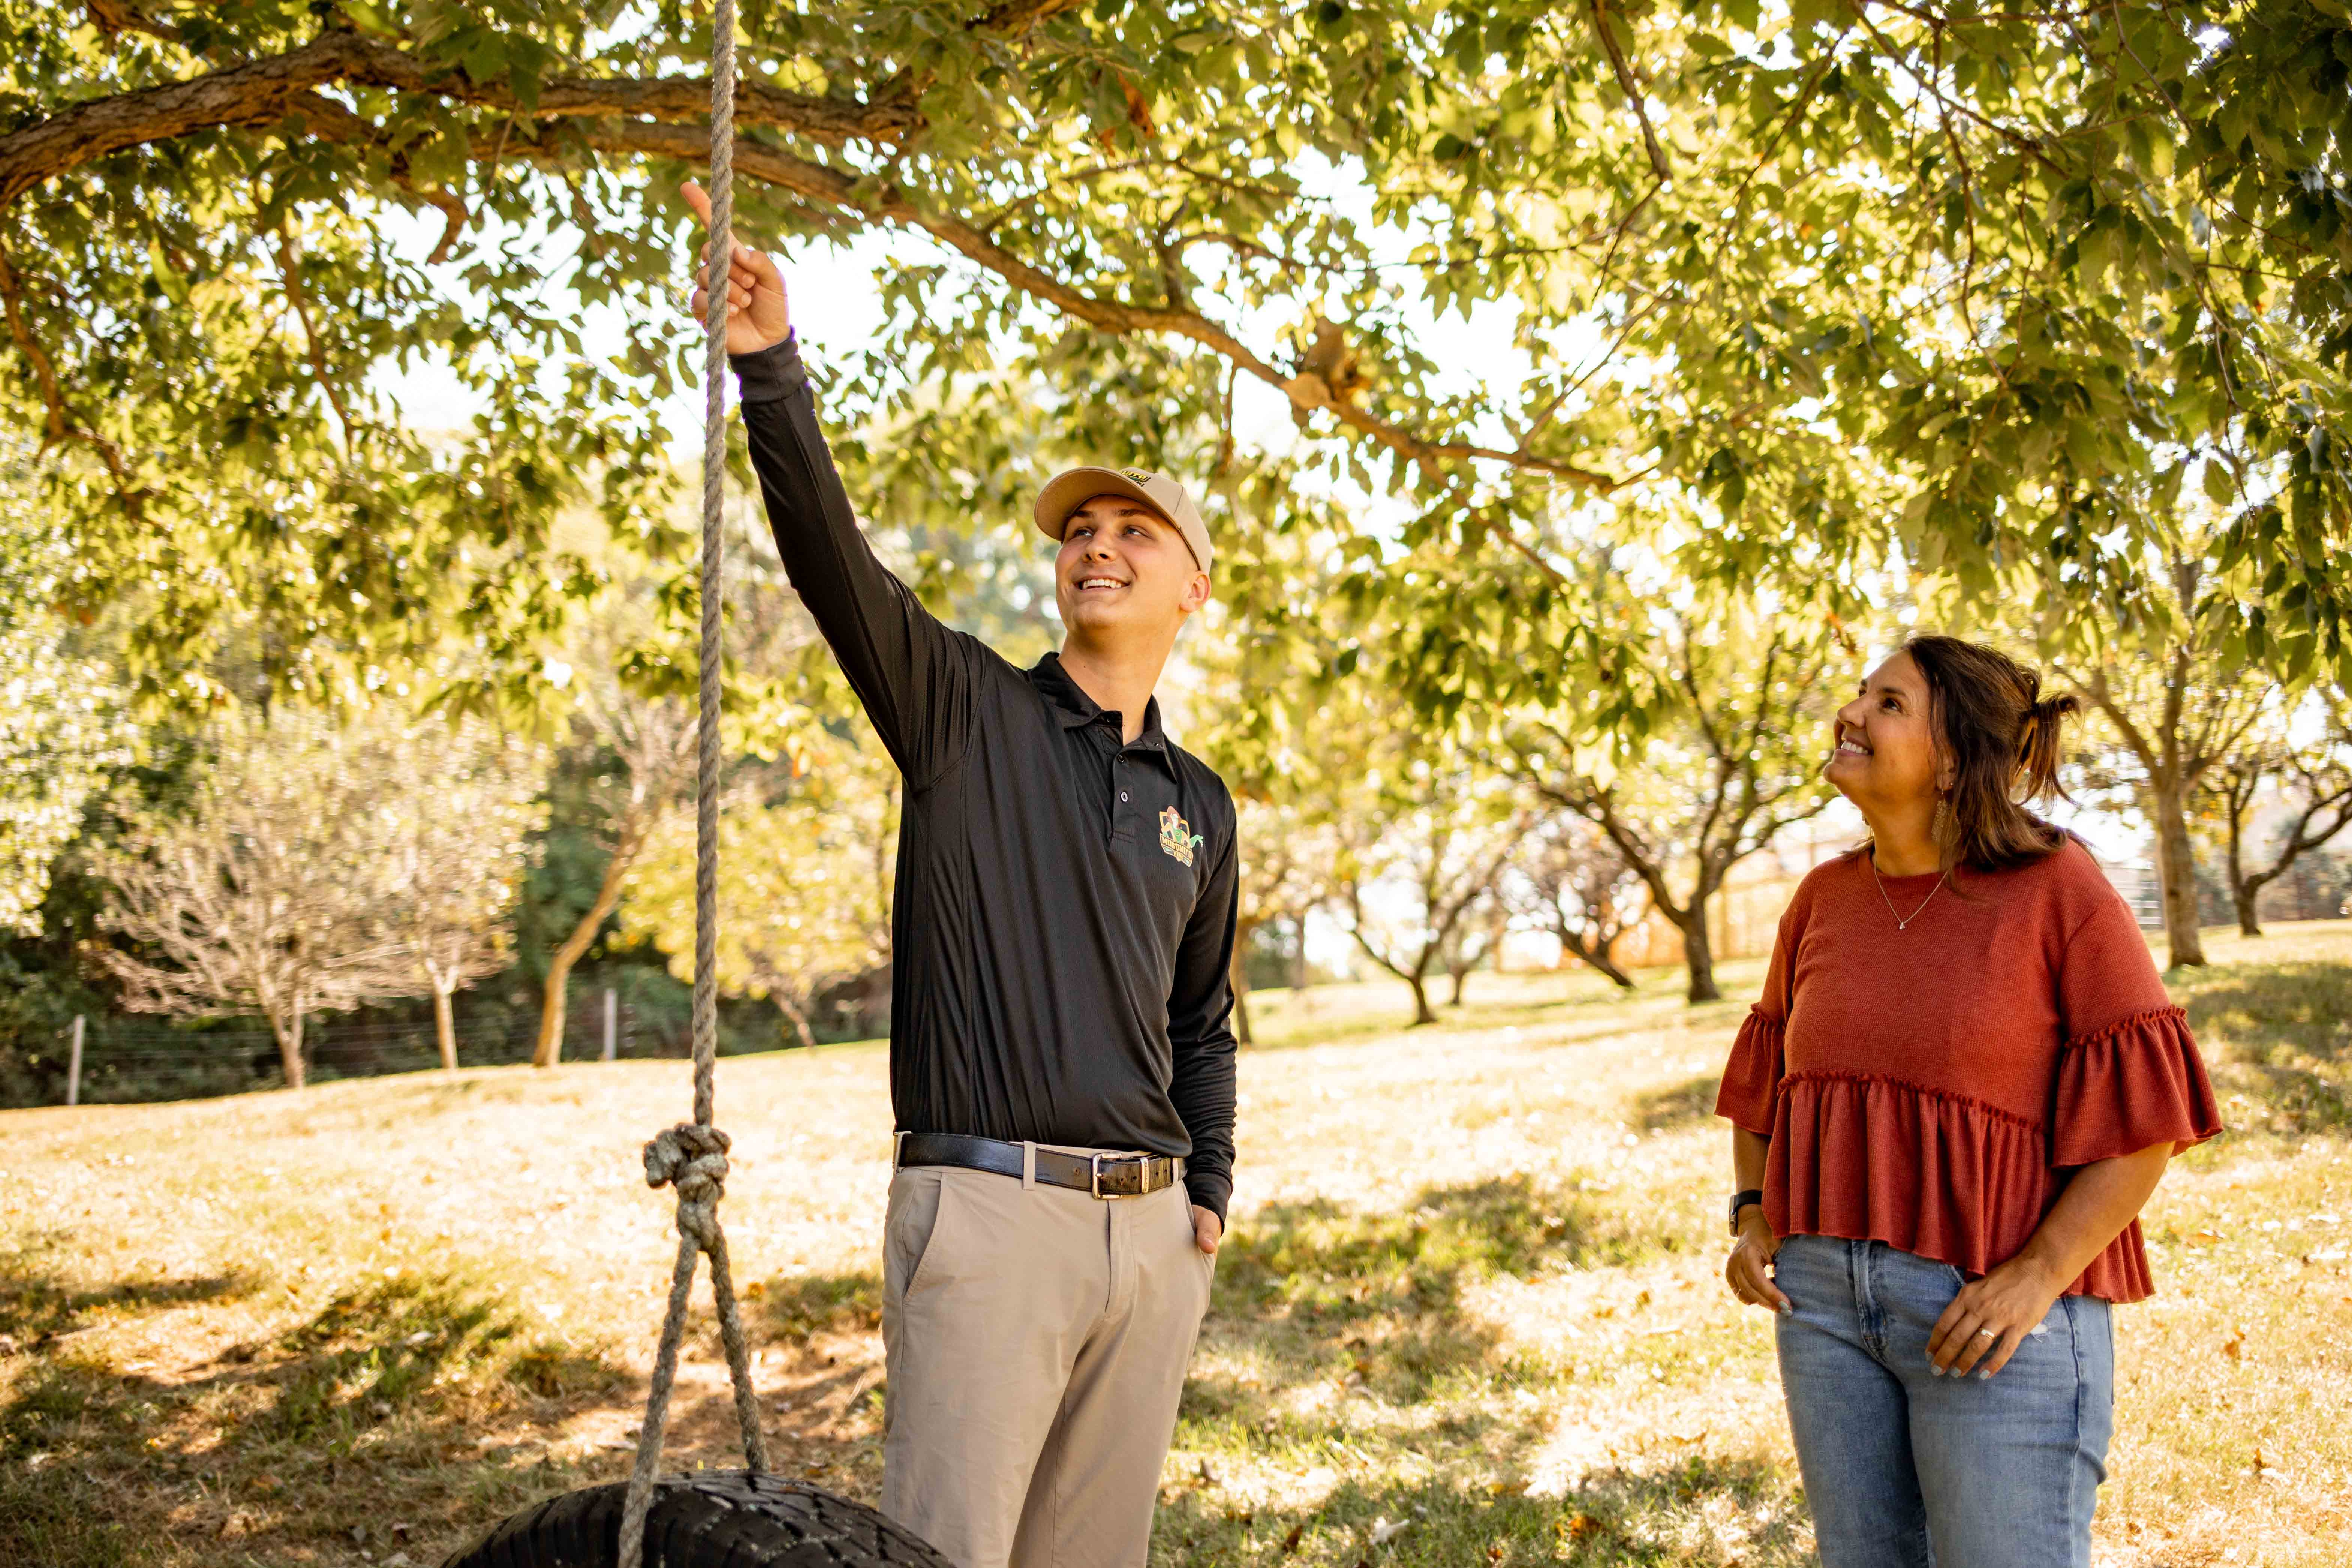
[732,335,1240,1220]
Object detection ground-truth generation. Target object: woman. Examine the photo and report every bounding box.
[1716,635,2220,1568]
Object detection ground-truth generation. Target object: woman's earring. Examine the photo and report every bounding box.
[1932,795,1952,845]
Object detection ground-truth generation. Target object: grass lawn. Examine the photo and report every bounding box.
[3,924,2348,1567]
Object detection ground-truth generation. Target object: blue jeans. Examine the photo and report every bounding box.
[1772,1235,2114,1568]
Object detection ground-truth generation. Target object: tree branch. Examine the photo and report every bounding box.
[0,21,1646,496]
[1588,0,1671,181]
[0,28,915,207]
[273,228,358,455]
[580,121,1632,491]
[0,245,145,514]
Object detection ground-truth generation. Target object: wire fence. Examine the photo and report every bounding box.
[6,997,680,1108]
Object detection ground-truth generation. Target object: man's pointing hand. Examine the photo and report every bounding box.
[681,181,791,356]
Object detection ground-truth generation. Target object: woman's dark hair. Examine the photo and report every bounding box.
[1901,633,2080,872]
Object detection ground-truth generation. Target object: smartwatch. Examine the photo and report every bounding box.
[1727,1189,1765,1237]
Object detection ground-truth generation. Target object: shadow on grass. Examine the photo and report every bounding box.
[1194,1175,1662,1420]
[755,1268,881,1343]
[1150,1455,1806,1567]
[0,1252,263,1343]
[0,1260,627,1568]
[2184,960,2352,1134]
[1628,1073,1722,1133]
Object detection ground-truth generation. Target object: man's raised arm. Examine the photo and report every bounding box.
[685,183,971,783]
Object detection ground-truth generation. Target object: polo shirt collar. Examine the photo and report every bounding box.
[1030,652,1171,756]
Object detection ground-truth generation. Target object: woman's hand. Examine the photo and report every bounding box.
[1724,1210,1791,1313]
[680,181,790,355]
[1926,1255,2065,1378]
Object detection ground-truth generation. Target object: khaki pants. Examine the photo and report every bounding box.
[879,1148,1215,1568]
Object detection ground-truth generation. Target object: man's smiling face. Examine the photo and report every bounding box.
[1053,494,1210,644]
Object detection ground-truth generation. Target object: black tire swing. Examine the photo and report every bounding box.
[440,8,947,1564]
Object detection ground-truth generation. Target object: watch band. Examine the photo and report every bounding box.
[1727,1188,1766,1236]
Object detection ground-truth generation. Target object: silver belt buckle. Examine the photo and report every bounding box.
[1091,1152,1140,1199]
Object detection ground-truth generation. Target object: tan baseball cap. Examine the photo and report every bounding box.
[1033,466,1212,573]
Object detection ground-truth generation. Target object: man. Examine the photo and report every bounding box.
[683,184,1239,1568]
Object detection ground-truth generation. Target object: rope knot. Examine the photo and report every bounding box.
[643,1122,731,1249]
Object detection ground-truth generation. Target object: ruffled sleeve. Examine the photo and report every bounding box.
[2051,897,2224,1167]
[1715,923,1793,1136]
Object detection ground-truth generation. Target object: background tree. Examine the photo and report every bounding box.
[379,716,548,1071]
[2203,689,2352,938]
[2064,548,2271,969]
[527,498,827,1064]
[91,707,417,1088]
[1,453,130,934]
[1515,610,1840,1003]
[1435,896,1513,1008]
[1224,794,1333,1046]
[1504,813,1648,990]
[624,725,898,1045]
[1333,706,1531,1029]
[530,671,693,1066]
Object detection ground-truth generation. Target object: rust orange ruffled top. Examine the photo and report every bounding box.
[1715,840,2222,1303]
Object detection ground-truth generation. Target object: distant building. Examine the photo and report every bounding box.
[2096,857,2164,929]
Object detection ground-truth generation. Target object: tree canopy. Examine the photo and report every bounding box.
[3,0,2349,737]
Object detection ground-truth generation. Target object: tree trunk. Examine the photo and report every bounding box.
[1563,933,1636,988]
[1405,965,1437,1027]
[2150,783,2208,968]
[1229,918,1257,1046]
[1681,902,1721,1003]
[534,819,641,1068]
[1448,966,1468,1006]
[433,984,458,1072]
[2219,789,2260,938]
[272,1008,306,1090]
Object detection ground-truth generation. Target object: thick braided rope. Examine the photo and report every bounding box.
[616,3,764,1562]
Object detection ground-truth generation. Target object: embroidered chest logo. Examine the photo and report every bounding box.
[1158,806,1203,867]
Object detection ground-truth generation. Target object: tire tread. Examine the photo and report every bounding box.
[438,1471,951,1568]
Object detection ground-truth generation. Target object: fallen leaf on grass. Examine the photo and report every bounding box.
[1282,1523,1304,1553]
[1565,1512,1604,1541]
[2187,1230,2225,1247]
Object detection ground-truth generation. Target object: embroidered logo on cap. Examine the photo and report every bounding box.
[1123,468,1154,484]
[1158,806,1200,867]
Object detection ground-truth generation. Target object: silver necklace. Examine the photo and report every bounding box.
[1871,858,1950,930]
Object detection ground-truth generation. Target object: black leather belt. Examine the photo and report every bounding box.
[895,1131,1183,1199]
